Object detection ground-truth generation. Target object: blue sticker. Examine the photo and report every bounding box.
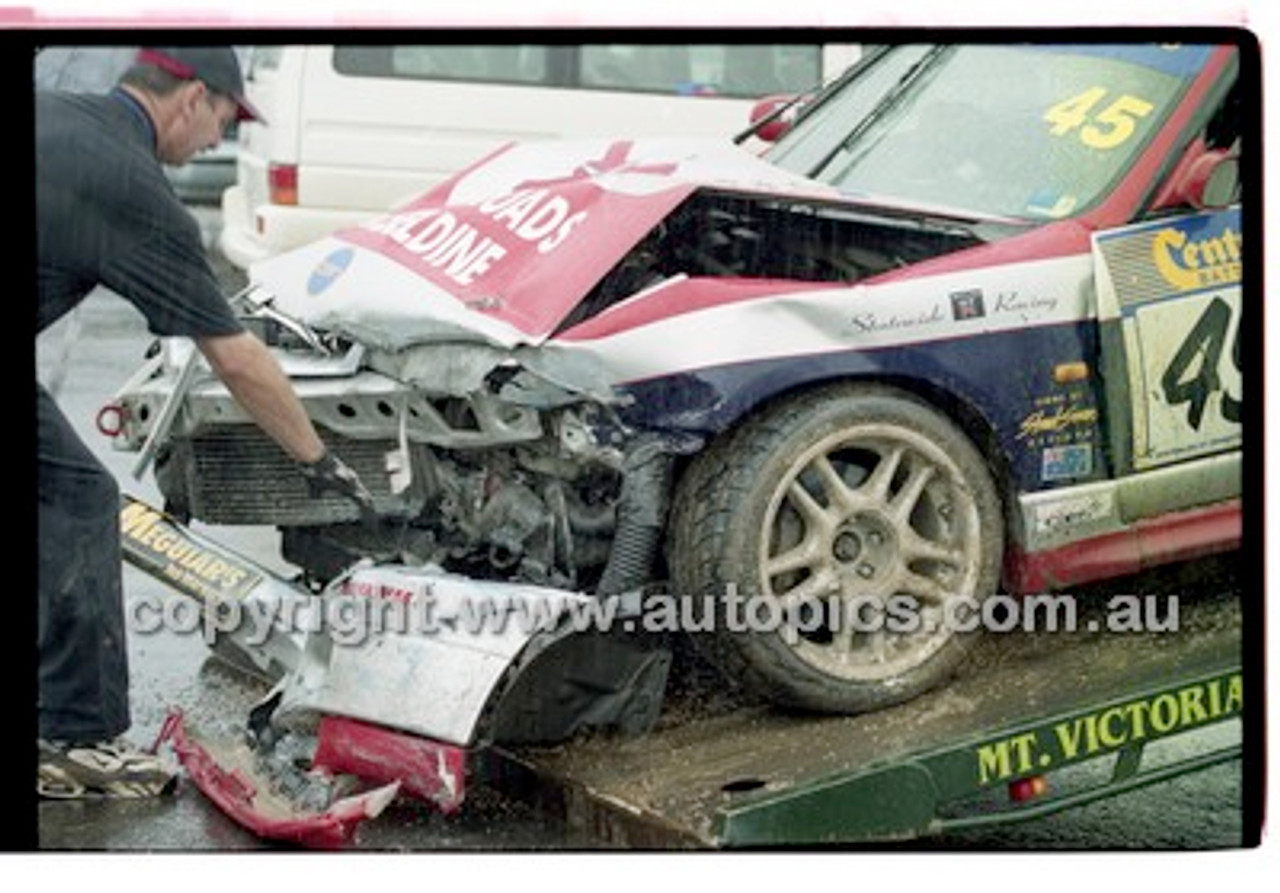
[308,247,355,296]
[1024,188,1078,219]
[1042,444,1094,481]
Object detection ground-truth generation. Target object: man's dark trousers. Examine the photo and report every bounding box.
[37,381,129,742]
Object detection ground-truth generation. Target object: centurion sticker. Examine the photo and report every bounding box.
[973,670,1242,786]
[119,497,263,603]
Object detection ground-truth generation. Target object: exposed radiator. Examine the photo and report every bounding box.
[160,426,426,526]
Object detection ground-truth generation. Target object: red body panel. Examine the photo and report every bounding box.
[313,715,469,814]
[1004,500,1242,593]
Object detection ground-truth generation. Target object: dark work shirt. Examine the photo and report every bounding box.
[35,89,244,338]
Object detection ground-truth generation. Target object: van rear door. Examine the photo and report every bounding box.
[229,47,300,227]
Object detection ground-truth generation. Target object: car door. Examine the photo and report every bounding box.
[1087,49,1245,525]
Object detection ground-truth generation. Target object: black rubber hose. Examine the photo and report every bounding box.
[595,437,675,598]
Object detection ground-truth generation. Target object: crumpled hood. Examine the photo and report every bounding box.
[253,137,840,350]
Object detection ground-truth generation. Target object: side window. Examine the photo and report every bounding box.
[1146,77,1241,216]
[333,45,550,85]
[1204,79,1241,152]
[331,44,822,96]
[579,45,694,92]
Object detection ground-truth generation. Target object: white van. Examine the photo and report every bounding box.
[219,43,860,270]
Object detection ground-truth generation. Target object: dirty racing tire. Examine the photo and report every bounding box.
[668,383,1004,714]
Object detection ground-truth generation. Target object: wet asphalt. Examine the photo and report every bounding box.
[30,204,1258,855]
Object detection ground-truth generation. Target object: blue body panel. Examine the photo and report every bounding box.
[617,320,1106,495]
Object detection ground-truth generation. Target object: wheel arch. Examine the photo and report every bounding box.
[669,369,1019,543]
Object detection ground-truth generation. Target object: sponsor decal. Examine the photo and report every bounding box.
[1095,209,1242,467]
[1097,209,1242,311]
[307,247,355,296]
[516,140,679,193]
[119,500,262,602]
[337,570,435,605]
[849,303,945,335]
[1041,443,1095,482]
[975,672,1242,786]
[347,141,679,294]
[1152,222,1242,292]
[991,290,1060,319]
[331,140,694,336]
[355,206,517,288]
[1032,489,1115,535]
[1016,394,1099,445]
[949,289,986,321]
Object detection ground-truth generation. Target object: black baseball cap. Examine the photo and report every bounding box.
[136,47,264,123]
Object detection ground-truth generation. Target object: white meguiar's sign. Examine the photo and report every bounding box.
[1094,207,1242,469]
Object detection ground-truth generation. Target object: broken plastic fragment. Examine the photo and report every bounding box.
[155,709,400,850]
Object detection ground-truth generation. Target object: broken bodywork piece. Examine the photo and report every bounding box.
[155,709,400,850]
[121,494,669,846]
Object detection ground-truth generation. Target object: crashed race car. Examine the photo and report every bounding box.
[106,42,1244,723]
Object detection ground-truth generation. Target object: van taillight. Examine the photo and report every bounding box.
[268,164,298,206]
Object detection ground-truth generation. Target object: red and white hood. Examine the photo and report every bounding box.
[253,137,841,350]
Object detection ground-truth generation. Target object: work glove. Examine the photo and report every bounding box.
[298,449,378,524]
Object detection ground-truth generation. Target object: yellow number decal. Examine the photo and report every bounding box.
[1044,88,1154,149]
[1044,87,1108,135]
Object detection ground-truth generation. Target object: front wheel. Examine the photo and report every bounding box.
[669,384,1004,714]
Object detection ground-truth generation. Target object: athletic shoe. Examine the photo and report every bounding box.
[38,738,178,799]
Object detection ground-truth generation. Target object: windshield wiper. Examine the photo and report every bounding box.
[732,45,892,146]
[806,44,951,180]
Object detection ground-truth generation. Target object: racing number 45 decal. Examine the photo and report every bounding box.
[1044,88,1154,150]
[1160,295,1242,431]
[1133,287,1242,466]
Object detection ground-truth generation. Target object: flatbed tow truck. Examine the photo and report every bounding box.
[121,494,1248,850]
[484,607,1242,848]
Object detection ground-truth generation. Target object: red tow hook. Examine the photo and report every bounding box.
[96,403,127,437]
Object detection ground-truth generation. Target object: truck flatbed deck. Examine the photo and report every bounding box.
[486,590,1244,848]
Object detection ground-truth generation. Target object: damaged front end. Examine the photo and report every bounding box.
[110,308,692,598]
[105,134,1015,841]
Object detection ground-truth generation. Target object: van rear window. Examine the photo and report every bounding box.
[332,44,823,97]
[334,46,551,85]
[579,45,821,97]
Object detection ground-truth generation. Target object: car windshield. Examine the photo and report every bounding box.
[766,44,1211,221]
